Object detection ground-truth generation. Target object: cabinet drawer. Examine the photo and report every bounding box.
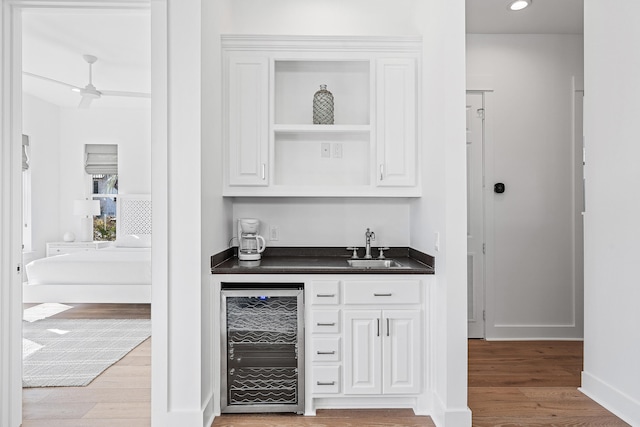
[312,337,341,362]
[343,281,420,305]
[312,366,341,394]
[310,281,340,305]
[311,310,340,333]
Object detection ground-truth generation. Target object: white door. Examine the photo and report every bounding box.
[227,56,269,186]
[466,92,485,338]
[376,58,417,187]
[382,310,421,394]
[344,310,382,394]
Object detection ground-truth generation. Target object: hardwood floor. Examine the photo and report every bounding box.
[211,409,435,427]
[22,305,629,426]
[468,340,630,427]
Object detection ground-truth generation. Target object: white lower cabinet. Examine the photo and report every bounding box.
[344,309,421,395]
[307,277,425,414]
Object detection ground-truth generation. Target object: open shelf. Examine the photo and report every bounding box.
[274,60,370,126]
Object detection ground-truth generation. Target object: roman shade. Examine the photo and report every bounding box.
[22,134,29,171]
[85,144,118,175]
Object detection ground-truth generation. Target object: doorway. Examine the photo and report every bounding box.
[20,5,152,424]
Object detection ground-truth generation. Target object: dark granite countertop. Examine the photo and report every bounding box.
[211,247,435,275]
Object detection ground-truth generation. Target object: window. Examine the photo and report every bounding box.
[85,144,118,241]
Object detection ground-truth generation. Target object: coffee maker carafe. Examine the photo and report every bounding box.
[237,218,266,261]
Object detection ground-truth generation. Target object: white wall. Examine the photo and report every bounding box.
[201,0,230,421]
[581,2,640,425]
[22,94,61,259]
[57,107,151,241]
[233,198,410,248]
[466,34,584,339]
[22,96,151,258]
[409,1,469,424]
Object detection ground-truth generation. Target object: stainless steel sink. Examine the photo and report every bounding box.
[346,259,406,268]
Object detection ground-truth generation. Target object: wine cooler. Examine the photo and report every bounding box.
[221,284,304,414]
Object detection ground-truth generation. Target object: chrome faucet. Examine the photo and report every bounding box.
[364,228,376,259]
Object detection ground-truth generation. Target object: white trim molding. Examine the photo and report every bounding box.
[580,372,640,427]
[1,1,26,425]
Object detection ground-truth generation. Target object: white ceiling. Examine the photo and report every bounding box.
[20,2,582,109]
[22,9,151,109]
[466,0,583,34]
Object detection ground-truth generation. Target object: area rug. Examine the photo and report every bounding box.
[22,318,151,387]
[23,303,72,322]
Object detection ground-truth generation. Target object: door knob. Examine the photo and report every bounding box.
[494,183,505,194]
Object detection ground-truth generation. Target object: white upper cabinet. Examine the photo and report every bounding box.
[226,56,269,186]
[222,36,421,197]
[376,58,417,187]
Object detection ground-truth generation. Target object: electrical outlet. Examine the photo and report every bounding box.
[321,143,330,158]
[332,143,343,158]
[270,225,279,241]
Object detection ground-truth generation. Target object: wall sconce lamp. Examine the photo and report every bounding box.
[507,0,532,11]
[74,199,100,242]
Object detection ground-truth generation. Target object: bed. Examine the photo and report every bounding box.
[23,194,152,303]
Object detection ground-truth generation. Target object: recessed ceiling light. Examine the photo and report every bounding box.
[508,0,532,11]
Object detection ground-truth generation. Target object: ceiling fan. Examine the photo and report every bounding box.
[23,54,150,108]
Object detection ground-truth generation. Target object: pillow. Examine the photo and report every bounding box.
[113,234,151,248]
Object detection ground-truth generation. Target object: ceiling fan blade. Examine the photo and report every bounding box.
[100,90,151,98]
[22,71,81,91]
[78,95,94,109]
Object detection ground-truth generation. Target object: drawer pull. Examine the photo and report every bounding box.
[317,350,336,355]
[374,293,393,297]
[317,381,336,386]
[317,322,336,326]
[316,294,336,298]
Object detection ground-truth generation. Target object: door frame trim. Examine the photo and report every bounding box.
[1,3,156,426]
[465,88,495,340]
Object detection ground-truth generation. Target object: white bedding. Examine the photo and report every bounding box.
[25,246,151,286]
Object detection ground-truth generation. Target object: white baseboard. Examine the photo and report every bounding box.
[202,392,215,427]
[580,371,640,426]
[431,394,472,427]
[486,325,583,340]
